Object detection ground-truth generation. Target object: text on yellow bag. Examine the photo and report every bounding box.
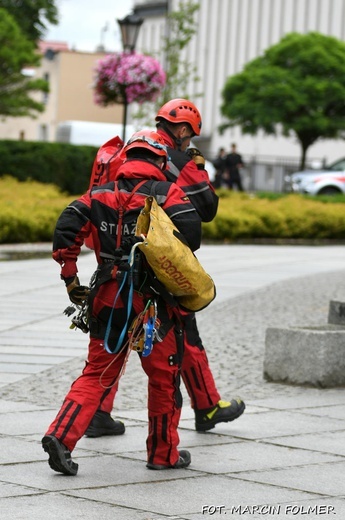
[135,196,216,312]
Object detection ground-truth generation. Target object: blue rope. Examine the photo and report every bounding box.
[103,243,140,355]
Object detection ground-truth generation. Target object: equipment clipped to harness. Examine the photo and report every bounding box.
[63,271,98,333]
[142,300,157,357]
[127,299,159,356]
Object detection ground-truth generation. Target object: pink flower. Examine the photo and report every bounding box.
[93,52,166,106]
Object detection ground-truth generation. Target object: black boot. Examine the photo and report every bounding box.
[146,450,191,470]
[84,410,125,438]
[195,398,245,432]
[42,435,78,476]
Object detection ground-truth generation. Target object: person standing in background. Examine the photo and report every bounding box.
[224,143,245,191]
[212,147,227,188]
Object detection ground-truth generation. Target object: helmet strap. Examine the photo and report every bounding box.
[158,121,185,151]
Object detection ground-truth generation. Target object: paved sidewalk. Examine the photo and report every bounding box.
[0,244,345,519]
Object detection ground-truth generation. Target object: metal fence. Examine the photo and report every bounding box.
[210,155,325,193]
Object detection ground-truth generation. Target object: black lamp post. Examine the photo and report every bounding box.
[117,14,144,141]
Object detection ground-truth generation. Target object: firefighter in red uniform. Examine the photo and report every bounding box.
[41,131,202,475]
[155,100,245,429]
[86,99,245,438]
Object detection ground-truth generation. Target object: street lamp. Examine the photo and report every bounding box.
[117,14,144,52]
[117,13,144,141]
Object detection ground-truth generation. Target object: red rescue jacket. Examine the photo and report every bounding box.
[53,159,201,280]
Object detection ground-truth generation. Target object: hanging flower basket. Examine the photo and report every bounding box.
[93,51,166,106]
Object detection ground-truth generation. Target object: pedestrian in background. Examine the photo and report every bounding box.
[212,147,227,188]
[224,143,245,191]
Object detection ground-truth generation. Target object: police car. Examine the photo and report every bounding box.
[286,157,345,196]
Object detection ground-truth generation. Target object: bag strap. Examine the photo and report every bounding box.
[149,180,160,197]
[114,179,147,248]
[104,180,148,354]
[103,241,143,355]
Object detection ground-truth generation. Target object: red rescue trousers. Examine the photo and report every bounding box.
[44,290,183,467]
[100,313,220,414]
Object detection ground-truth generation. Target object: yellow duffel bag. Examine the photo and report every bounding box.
[135,196,216,312]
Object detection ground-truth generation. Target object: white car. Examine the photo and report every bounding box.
[286,157,345,196]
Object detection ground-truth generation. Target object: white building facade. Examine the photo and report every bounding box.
[133,0,345,169]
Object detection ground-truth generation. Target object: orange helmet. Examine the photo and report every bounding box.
[155,98,202,136]
[123,130,168,159]
[123,130,168,166]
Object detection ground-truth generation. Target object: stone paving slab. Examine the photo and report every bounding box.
[0,410,65,435]
[0,363,48,375]
[231,460,345,496]
[1,244,345,519]
[180,409,345,440]
[78,425,241,454]
[262,430,345,457]
[0,373,28,384]
[121,440,341,474]
[0,346,84,357]
[0,400,52,413]
[65,475,318,517]
[2,493,148,520]
[0,353,76,365]
[250,390,345,409]
[0,437,57,464]
[0,335,86,348]
[0,481,43,499]
[0,456,204,492]
[297,403,345,420]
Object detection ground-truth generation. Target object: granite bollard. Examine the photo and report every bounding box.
[264,325,345,388]
[328,299,345,326]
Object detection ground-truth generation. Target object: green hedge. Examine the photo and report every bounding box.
[202,190,345,241]
[0,140,98,195]
[2,178,345,245]
[0,177,74,243]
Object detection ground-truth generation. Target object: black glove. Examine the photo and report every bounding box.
[115,236,144,272]
[186,147,205,166]
[120,235,144,256]
[65,276,89,305]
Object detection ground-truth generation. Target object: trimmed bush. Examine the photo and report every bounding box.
[2,178,345,244]
[202,191,345,241]
[0,140,98,195]
[0,176,74,243]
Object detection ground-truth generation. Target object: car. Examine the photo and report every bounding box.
[285,157,345,195]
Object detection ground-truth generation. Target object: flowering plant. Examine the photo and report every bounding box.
[93,52,166,106]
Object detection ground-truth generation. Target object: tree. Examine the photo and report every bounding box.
[220,32,345,170]
[0,8,49,118]
[0,0,58,44]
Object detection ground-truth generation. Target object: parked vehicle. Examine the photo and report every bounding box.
[285,157,345,195]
